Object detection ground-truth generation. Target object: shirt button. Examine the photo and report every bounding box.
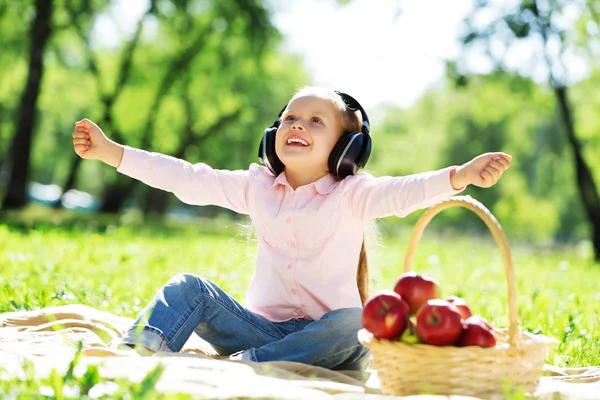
[291,289,297,295]
[287,263,293,269]
[285,217,292,224]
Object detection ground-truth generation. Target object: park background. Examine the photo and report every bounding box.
[1,0,600,390]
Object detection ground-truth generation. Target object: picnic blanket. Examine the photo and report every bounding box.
[1,304,599,399]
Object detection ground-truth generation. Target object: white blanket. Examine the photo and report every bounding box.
[1,304,598,399]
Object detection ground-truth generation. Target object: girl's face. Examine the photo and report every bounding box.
[275,93,343,175]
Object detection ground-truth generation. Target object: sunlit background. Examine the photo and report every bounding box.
[98,0,591,108]
[1,0,599,251]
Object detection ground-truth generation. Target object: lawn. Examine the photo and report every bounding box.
[1,206,599,397]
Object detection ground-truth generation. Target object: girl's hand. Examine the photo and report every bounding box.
[72,119,124,167]
[72,118,106,160]
[452,152,512,189]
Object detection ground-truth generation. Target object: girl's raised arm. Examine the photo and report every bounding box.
[346,167,464,222]
[72,119,251,215]
[346,153,511,222]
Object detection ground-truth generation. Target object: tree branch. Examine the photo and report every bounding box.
[139,22,214,150]
[64,0,152,141]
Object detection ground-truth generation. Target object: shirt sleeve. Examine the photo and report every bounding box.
[117,146,250,214]
[344,167,465,222]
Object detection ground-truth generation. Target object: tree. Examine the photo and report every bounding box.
[140,73,242,216]
[97,0,278,213]
[458,0,600,260]
[1,0,53,210]
[55,0,149,207]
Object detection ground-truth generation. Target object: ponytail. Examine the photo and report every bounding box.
[356,236,369,306]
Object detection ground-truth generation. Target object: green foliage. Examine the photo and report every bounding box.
[1,0,599,243]
[439,0,600,248]
[372,68,600,244]
[0,0,309,206]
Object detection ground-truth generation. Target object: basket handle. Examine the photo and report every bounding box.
[403,195,519,346]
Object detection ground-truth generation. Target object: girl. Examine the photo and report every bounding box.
[72,86,511,371]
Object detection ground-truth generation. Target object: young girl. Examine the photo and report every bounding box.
[71,86,511,371]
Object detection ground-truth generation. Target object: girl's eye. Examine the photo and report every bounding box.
[285,115,296,121]
[311,117,322,124]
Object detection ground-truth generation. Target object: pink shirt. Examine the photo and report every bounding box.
[117,147,464,322]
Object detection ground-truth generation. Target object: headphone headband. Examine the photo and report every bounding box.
[334,91,370,135]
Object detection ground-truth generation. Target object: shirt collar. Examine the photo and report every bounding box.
[271,171,338,194]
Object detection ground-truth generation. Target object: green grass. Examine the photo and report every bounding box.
[1,206,599,398]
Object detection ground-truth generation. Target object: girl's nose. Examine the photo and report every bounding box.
[291,120,304,130]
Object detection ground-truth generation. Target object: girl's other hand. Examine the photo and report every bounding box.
[454,152,512,189]
[72,118,106,160]
[72,119,124,167]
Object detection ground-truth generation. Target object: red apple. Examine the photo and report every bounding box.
[465,315,494,331]
[362,291,411,339]
[416,299,464,346]
[394,272,441,315]
[445,295,472,320]
[456,317,497,348]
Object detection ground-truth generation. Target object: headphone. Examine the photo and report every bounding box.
[257,91,372,179]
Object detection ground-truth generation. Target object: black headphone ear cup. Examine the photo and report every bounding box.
[328,132,353,178]
[328,132,368,179]
[258,127,285,176]
[356,134,372,168]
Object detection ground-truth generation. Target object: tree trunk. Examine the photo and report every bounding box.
[1,0,53,210]
[99,24,212,213]
[554,85,600,260]
[100,179,133,214]
[142,189,172,217]
[534,0,600,260]
[59,5,149,203]
[53,156,82,208]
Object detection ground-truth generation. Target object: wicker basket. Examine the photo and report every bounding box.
[358,195,557,398]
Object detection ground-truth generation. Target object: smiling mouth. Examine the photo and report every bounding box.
[286,137,309,146]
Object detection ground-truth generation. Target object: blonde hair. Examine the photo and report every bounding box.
[292,86,370,306]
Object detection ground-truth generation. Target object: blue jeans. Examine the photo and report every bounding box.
[119,273,370,371]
